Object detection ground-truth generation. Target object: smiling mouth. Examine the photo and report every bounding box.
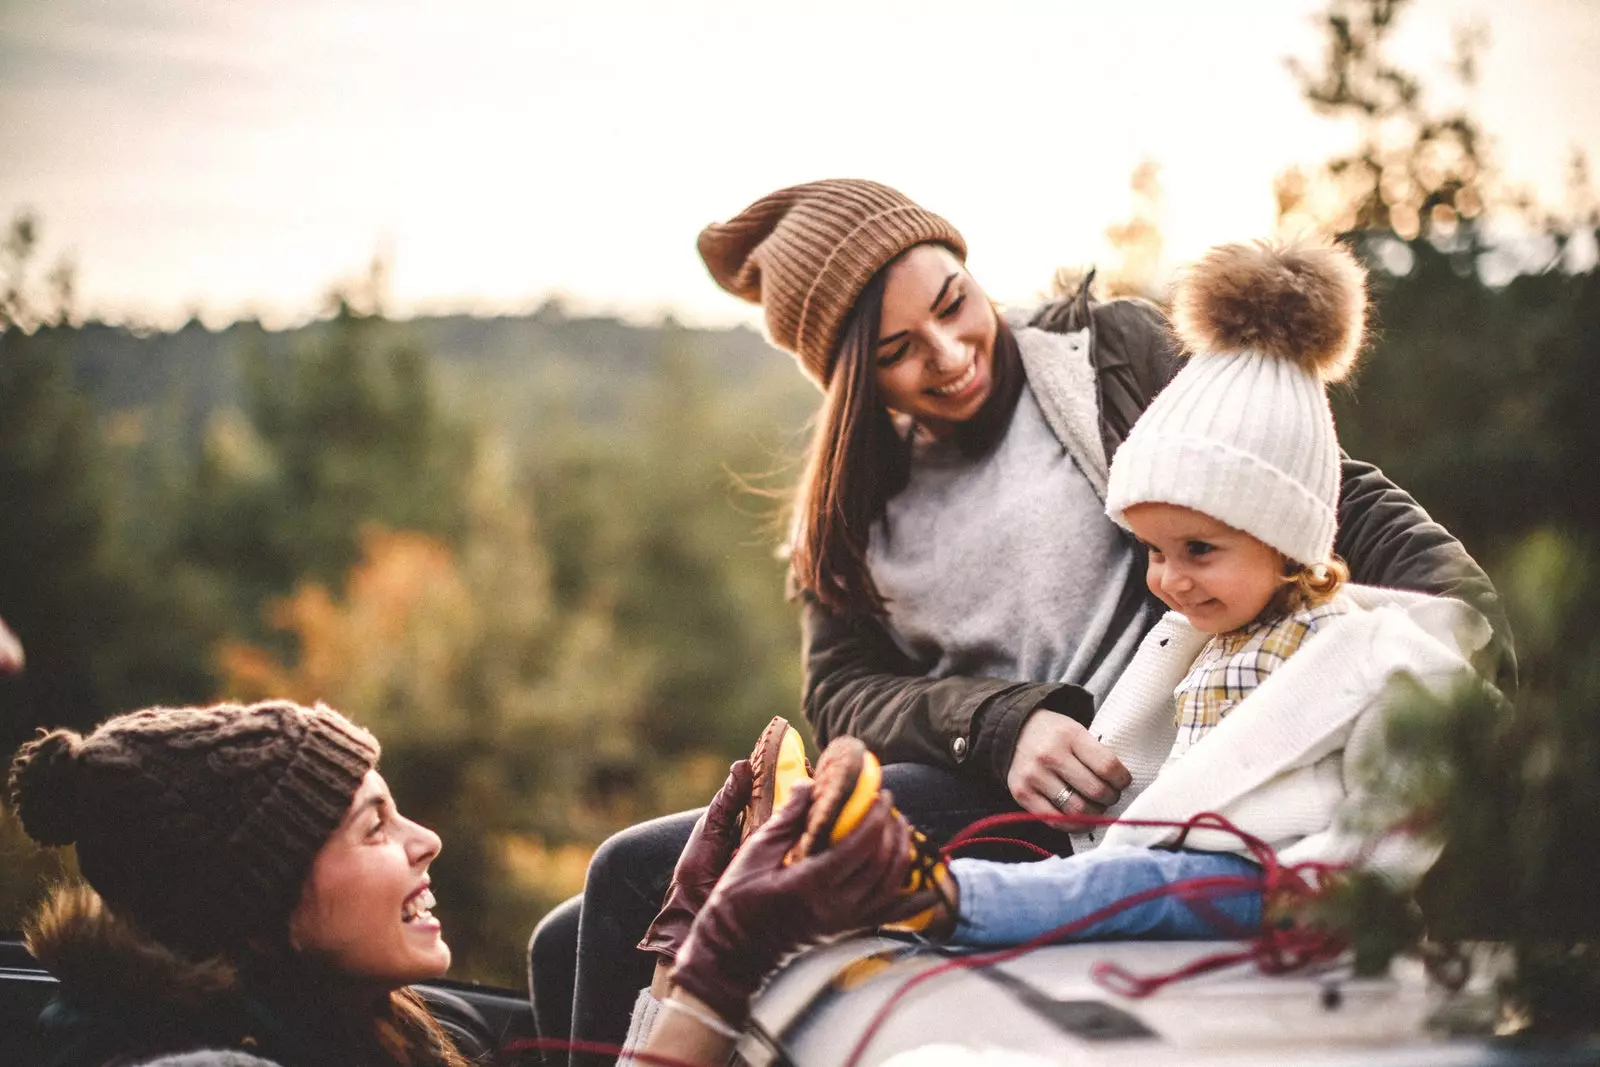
[402,887,436,923]
[929,361,978,397]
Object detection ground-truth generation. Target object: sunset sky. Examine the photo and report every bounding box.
[2,0,1597,330]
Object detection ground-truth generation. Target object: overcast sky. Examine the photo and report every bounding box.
[2,0,1597,329]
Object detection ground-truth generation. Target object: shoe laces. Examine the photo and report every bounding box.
[903,824,953,906]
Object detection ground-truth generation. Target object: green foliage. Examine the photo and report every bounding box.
[1,213,213,749]
[523,335,806,764]
[1331,235,1600,554]
[180,305,474,632]
[1302,869,1423,978]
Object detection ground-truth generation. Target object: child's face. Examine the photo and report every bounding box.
[1124,503,1285,635]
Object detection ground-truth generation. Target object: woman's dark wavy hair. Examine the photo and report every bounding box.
[245,943,474,1067]
[788,249,1023,617]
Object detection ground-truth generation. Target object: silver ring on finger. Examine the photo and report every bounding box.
[1051,785,1075,812]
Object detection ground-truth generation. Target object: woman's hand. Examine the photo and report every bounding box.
[1007,710,1131,828]
[637,759,755,964]
[670,781,930,1027]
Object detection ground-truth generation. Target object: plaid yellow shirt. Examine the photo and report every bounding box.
[1168,601,1350,762]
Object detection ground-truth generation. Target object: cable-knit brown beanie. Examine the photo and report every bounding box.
[698,179,966,388]
[7,701,379,957]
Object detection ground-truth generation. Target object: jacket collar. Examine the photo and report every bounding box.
[29,886,295,1067]
[1004,308,1109,498]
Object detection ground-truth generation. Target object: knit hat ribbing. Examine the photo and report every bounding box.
[698,180,966,388]
[1105,241,1368,565]
[7,701,379,957]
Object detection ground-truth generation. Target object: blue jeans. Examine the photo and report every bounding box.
[950,845,1263,947]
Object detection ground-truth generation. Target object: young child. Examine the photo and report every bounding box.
[812,239,1494,946]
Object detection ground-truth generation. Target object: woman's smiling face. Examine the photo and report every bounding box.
[873,244,997,437]
[288,770,451,989]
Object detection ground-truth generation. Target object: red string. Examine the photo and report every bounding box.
[837,807,1354,1067]
[943,834,1055,860]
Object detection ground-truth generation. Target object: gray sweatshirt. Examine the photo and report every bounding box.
[867,326,1153,705]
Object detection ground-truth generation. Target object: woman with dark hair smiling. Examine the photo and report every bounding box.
[9,700,473,1067]
[528,179,1514,1064]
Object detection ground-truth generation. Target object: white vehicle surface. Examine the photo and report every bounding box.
[742,936,1600,1067]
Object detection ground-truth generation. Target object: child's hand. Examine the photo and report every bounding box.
[1007,710,1130,827]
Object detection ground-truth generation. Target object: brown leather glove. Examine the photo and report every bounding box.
[670,782,937,1026]
[637,759,755,961]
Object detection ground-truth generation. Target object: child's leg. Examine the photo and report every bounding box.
[948,845,1263,947]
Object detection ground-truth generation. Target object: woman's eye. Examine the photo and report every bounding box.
[938,294,966,320]
[877,343,910,368]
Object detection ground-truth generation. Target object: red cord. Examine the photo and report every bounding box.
[838,807,1354,1067]
[944,834,1055,860]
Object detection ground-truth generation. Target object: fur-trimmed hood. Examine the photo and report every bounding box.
[29,884,241,1009]
[27,884,286,1067]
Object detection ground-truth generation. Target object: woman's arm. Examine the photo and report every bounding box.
[1334,455,1516,689]
[800,593,1092,781]
[621,988,740,1067]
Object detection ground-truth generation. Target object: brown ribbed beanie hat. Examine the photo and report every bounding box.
[698,179,966,388]
[7,701,379,957]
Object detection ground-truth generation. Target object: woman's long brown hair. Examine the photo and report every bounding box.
[246,944,474,1066]
[789,255,1023,617]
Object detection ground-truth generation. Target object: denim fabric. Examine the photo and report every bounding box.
[527,761,1069,1067]
[950,845,1263,947]
[530,808,696,1067]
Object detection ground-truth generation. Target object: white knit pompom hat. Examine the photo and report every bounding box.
[1105,241,1368,566]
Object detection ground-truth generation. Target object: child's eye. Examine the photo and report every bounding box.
[1142,543,1164,561]
[1186,541,1215,557]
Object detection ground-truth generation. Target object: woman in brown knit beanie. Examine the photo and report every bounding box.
[8,700,474,1067]
[528,180,1512,1064]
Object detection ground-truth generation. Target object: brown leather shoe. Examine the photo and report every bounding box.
[741,716,812,844]
[789,736,955,934]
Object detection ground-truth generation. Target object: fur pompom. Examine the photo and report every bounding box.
[7,727,85,846]
[1172,241,1367,383]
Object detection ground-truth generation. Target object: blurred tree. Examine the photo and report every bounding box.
[525,332,805,763]
[1276,0,1497,243]
[180,291,473,640]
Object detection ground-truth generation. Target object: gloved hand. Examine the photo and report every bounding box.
[637,759,755,961]
[670,781,937,1026]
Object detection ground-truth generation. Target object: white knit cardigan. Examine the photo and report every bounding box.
[1068,586,1493,881]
